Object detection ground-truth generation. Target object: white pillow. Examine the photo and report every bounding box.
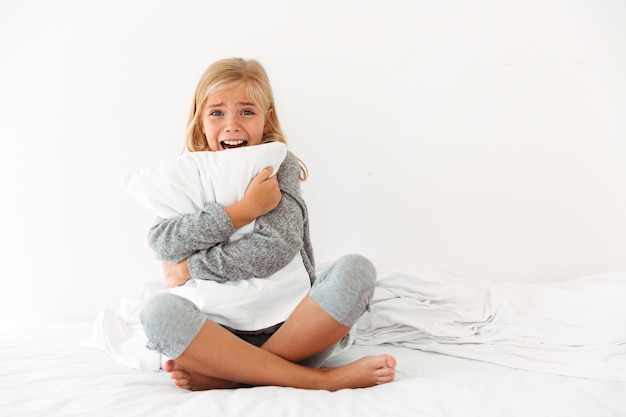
[124,141,287,219]
[124,141,311,331]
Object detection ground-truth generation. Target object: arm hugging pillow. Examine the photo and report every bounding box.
[123,142,311,331]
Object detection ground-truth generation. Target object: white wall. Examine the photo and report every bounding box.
[1,0,625,327]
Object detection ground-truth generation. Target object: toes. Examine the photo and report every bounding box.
[374,355,396,383]
[172,373,191,389]
[375,366,395,377]
[376,375,395,384]
[368,354,396,370]
[163,359,177,372]
[174,378,191,389]
[384,355,397,369]
[168,368,192,389]
[170,369,190,380]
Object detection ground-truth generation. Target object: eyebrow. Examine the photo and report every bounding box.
[205,101,258,108]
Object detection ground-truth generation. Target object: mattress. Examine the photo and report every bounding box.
[3,262,626,417]
[2,320,625,417]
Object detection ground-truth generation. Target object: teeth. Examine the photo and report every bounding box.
[222,140,246,146]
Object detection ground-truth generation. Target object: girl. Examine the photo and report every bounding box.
[140,58,396,391]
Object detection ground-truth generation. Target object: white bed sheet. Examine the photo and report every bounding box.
[2,320,625,417]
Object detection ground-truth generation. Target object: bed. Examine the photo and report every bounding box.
[3,259,626,417]
[4,147,625,416]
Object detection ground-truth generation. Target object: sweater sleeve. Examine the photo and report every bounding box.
[147,201,236,264]
[186,152,307,282]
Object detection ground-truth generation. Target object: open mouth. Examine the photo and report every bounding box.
[221,140,248,149]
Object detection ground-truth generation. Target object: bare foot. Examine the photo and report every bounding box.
[320,354,396,391]
[163,359,240,391]
[162,354,396,392]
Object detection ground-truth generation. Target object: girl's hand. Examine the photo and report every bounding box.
[245,166,281,214]
[162,259,191,288]
[225,167,281,228]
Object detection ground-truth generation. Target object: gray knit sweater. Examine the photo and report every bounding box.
[147,151,316,284]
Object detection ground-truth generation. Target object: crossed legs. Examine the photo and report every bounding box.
[164,294,395,391]
[142,254,396,391]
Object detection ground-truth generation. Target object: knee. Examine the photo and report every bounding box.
[327,254,377,308]
[335,253,377,290]
[140,293,191,330]
[311,254,377,327]
[140,293,206,358]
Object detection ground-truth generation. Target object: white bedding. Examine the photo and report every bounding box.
[3,261,626,417]
[356,262,626,382]
[2,321,625,417]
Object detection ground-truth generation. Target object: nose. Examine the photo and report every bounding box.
[224,114,241,132]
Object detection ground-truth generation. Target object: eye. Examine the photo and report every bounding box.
[209,110,223,117]
[241,109,255,116]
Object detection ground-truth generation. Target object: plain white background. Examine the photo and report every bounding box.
[1,0,625,327]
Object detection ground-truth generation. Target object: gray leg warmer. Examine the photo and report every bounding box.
[309,253,377,327]
[140,293,206,359]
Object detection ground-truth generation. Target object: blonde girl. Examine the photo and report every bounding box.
[140,58,396,391]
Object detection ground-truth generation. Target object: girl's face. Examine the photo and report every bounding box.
[201,87,273,151]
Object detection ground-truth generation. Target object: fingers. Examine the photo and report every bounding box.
[251,166,275,184]
[261,166,274,177]
[248,167,280,200]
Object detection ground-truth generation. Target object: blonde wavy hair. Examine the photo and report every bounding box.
[185,58,307,181]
